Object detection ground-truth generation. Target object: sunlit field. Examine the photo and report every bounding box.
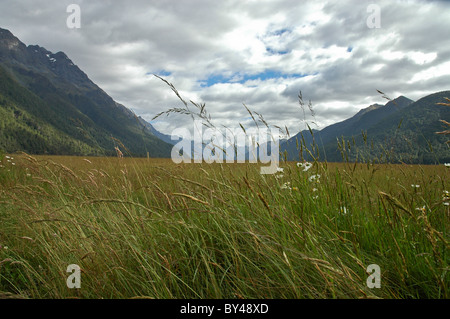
[0,154,448,299]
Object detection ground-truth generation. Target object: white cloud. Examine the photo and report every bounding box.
[409,60,450,83]
[0,0,449,137]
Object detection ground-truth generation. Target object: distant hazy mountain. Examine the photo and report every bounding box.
[281,93,450,164]
[0,27,172,157]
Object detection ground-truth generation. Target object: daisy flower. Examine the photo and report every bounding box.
[297,162,312,172]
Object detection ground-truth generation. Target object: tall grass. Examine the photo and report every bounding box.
[0,81,448,299]
[0,151,448,299]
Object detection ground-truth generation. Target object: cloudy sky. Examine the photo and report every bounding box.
[1,0,449,137]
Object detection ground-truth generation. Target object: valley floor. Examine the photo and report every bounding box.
[0,154,448,298]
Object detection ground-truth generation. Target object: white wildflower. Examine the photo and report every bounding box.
[445,163,450,167]
[443,191,450,205]
[297,162,312,172]
[281,182,291,190]
[411,184,420,188]
[309,174,321,182]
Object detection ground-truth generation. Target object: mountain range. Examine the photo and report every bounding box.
[0,27,173,157]
[280,92,450,163]
[0,27,448,163]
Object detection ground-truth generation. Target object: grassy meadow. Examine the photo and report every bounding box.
[0,153,448,299]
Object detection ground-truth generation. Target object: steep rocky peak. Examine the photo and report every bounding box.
[0,28,26,51]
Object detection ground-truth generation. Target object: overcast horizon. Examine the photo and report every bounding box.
[1,0,449,137]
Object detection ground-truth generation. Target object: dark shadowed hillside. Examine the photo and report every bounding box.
[0,28,172,157]
[281,93,449,164]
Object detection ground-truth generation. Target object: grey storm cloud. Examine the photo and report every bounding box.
[0,0,449,136]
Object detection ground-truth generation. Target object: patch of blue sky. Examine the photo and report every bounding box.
[201,74,229,87]
[266,47,289,55]
[200,70,312,87]
[270,28,291,36]
[147,70,171,77]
